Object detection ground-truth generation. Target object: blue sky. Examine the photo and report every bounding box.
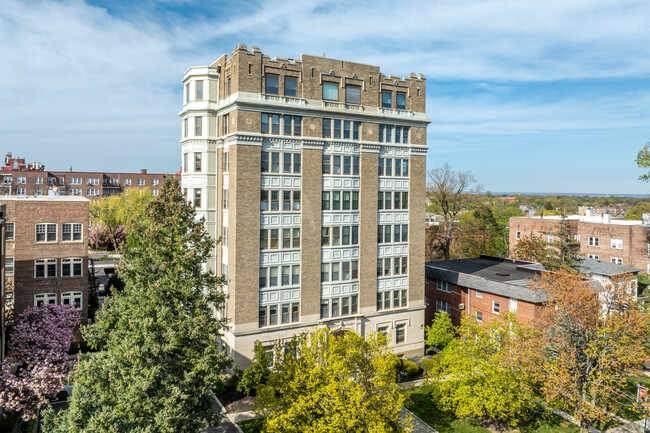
[1,0,649,194]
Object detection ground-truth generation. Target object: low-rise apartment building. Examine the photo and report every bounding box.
[509,213,650,272]
[0,154,176,200]
[425,256,546,327]
[4,194,89,326]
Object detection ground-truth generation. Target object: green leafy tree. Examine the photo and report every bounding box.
[513,233,548,264]
[43,178,230,433]
[425,312,455,352]
[425,315,542,428]
[255,328,410,433]
[237,341,271,396]
[636,141,650,181]
[104,273,126,296]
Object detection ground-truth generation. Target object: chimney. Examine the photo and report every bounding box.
[140,169,147,174]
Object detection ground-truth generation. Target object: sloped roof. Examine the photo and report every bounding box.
[573,257,641,277]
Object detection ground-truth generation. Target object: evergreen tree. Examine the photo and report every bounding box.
[542,215,581,270]
[43,178,230,433]
[87,259,99,322]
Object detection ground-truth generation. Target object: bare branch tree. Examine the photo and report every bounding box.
[427,163,481,260]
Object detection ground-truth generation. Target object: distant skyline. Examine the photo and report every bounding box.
[1,0,649,193]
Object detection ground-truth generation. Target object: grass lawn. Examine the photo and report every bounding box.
[238,418,265,433]
[404,387,580,433]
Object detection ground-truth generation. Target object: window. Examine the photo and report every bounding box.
[396,92,406,110]
[195,116,202,136]
[34,293,57,307]
[87,177,99,185]
[345,85,361,104]
[6,222,14,240]
[17,176,26,184]
[476,290,483,298]
[492,301,500,314]
[137,179,145,186]
[395,324,406,344]
[548,235,554,242]
[36,223,56,242]
[222,113,229,135]
[16,187,26,195]
[5,257,14,275]
[34,177,43,185]
[379,125,409,144]
[265,75,279,94]
[152,189,159,196]
[183,118,188,138]
[222,189,229,209]
[62,258,83,277]
[611,239,623,249]
[223,151,229,172]
[436,280,450,292]
[35,259,57,278]
[68,177,82,185]
[588,236,599,247]
[588,254,599,259]
[62,292,83,310]
[226,76,231,96]
[151,179,159,186]
[185,82,190,103]
[195,80,203,100]
[510,298,518,312]
[323,82,338,101]
[194,152,202,172]
[476,311,483,322]
[124,178,132,186]
[611,257,623,265]
[86,188,99,196]
[381,90,392,108]
[285,77,297,96]
[2,176,11,184]
[194,188,201,207]
[516,231,521,240]
[62,223,82,242]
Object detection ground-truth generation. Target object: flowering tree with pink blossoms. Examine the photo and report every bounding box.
[0,304,80,433]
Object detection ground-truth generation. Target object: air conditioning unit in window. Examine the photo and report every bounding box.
[458,303,465,310]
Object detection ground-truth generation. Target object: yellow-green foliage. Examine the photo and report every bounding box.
[255,329,410,433]
[426,314,541,427]
[90,188,154,232]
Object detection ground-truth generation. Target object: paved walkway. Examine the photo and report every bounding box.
[401,407,438,433]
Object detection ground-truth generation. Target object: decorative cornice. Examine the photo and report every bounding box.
[409,145,429,156]
[360,143,381,153]
[226,133,263,146]
[301,138,326,149]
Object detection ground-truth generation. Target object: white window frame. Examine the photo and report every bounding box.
[515,231,521,240]
[61,258,83,277]
[588,236,599,247]
[87,177,99,185]
[62,223,83,242]
[124,179,132,186]
[61,291,83,311]
[435,299,451,315]
[35,259,57,279]
[588,254,599,259]
[16,188,26,195]
[509,298,518,313]
[436,280,450,293]
[476,290,483,298]
[611,239,623,249]
[6,222,14,240]
[34,293,57,307]
[611,257,623,265]
[6,257,14,275]
[17,176,26,184]
[35,223,57,243]
[476,311,483,322]
[492,300,500,314]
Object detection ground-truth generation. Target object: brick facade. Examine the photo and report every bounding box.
[0,203,5,359]
[4,196,89,327]
[0,169,177,200]
[510,216,650,271]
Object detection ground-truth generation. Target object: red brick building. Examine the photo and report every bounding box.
[0,153,176,200]
[509,214,650,272]
[4,194,89,326]
[425,255,546,327]
[1,203,6,359]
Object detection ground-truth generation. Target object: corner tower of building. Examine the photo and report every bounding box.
[180,44,430,367]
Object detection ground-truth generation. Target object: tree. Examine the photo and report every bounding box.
[87,259,99,321]
[530,270,649,432]
[237,341,271,396]
[513,233,548,264]
[635,141,650,182]
[43,178,230,433]
[0,305,80,433]
[104,273,126,296]
[255,329,410,433]
[425,314,542,428]
[427,164,481,260]
[89,188,153,250]
[541,216,581,270]
[424,312,455,352]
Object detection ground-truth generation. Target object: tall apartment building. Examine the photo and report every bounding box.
[4,195,89,327]
[0,154,176,200]
[510,213,650,272]
[180,44,429,366]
